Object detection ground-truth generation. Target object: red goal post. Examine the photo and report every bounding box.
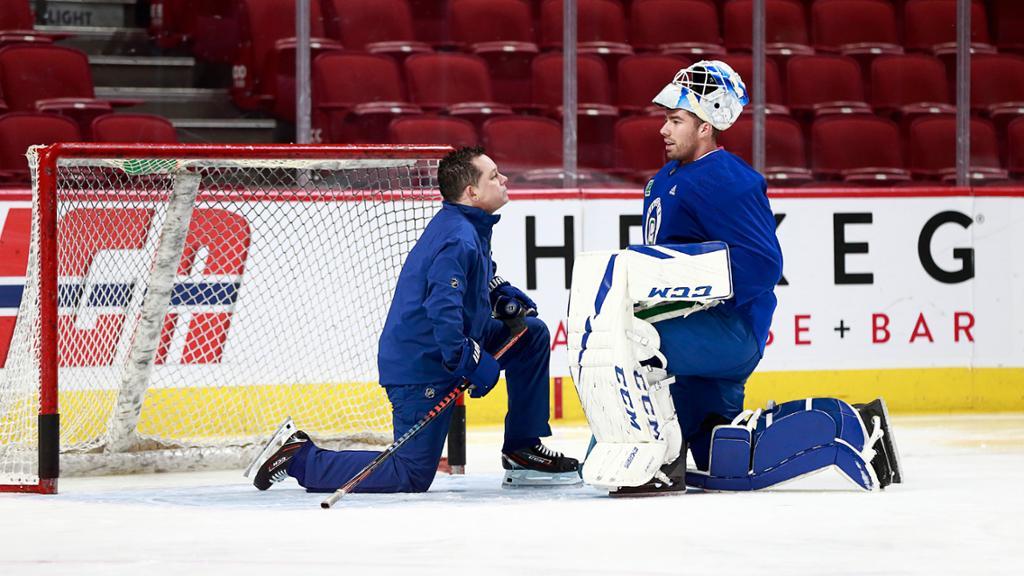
[1,143,451,493]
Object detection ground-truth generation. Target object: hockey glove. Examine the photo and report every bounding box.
[452,338,501,398]
[489,276,538,318]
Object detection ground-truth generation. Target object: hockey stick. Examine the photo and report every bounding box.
[321,319,528,509]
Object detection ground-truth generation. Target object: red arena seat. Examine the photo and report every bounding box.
[630,0,723,57]
[532,52,613,110]
[540,0,628,48]
[540,0,634,72]
[451,0,540,108]
[1007,117,1024,178]
[991,0,1024,54]
[0,44,129,137]
[811,115,909,182]
[232,0,342,118]
[786,54,870,116]
[0,0,67,47]
[482,115,563,173]
[870,54,953,117]
[407,0,450,46]
[970,54,1024,115]
[903,0,992,53]
[190,0,245,64]
[723,0,812,56]
[0,113,81,183]
[811,0,900,52]
[450,0,535,45]
[907,115,1005,181]
[388,115,479,148]
[719,115,811,184]
[91,114,179,143]
[616,54,691,114]
[320,0,431,59]
[312,52,421,143]
[404,52,512,128]
[613,114,667,183]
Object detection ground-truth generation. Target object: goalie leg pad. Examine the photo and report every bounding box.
[685,398,879,492]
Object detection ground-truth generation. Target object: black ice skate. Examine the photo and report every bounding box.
[501,443,582,488]
[854,398,903,489]
[243,417,310,491]
[610,440,688,497]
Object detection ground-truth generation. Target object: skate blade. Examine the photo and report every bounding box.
[876,398,903,484]
[608,486,686,498]
[608,478,687,498]
[501,469,583,488]
[243,417,295,478]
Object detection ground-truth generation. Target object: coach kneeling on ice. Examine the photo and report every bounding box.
[568,244,903,495]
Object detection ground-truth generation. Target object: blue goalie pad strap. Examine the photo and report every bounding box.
[687,398,877,491]
[708,425,751,478]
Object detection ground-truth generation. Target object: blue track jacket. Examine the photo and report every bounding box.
[642,149,783,352]
[377,202,499,386]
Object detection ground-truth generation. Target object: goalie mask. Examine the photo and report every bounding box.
[651,60,749,131]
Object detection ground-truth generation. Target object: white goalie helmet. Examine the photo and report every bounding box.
[651,60,749,131]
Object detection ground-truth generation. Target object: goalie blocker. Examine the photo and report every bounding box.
[568,243,903,494]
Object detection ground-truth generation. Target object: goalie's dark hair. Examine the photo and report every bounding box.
[438,146,486,203]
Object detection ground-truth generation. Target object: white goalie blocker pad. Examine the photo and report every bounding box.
[568,243,732,489]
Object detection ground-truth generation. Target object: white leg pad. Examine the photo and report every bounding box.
[568,246,729,489]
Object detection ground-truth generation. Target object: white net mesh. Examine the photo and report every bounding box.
[1,146,442,484]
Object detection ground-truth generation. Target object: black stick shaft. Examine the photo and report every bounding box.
[321,323,526,508]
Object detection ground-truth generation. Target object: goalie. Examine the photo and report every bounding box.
[568,61,902,495]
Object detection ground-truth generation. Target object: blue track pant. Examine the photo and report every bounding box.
[287,316,553,493]
[655,305,763,471]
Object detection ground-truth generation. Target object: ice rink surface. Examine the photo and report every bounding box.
[2,414,1021,576]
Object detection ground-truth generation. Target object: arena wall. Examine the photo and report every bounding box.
[1,187,1020,431]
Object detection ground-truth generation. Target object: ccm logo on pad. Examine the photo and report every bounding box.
[646,285,713,299]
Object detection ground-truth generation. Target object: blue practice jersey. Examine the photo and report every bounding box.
[642,149,783,352]
[377,202,498,386]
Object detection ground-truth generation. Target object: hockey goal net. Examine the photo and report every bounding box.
[0,143,448,493]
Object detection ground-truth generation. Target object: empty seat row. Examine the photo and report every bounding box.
[722,113,1019,185]
[383,112,1024,186]
[307,48,1024,136]
[0,44,143,135]
[0,0,69,52]
[0,113,178,183]
[151,1,1024,57]
[143,0,1024,126]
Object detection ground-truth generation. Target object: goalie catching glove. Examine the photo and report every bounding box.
[450,338,500,398]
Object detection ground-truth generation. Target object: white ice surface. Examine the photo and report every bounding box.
[1,414,1021,576]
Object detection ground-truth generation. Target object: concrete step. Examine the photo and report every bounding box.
[43,0,140,29]
[89,55,195,88]
[41,25,156,56]
[94,87,243,119]
[172,119,277,144]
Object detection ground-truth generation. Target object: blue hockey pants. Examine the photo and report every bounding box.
[655,305,764,471]
[287,316,553,493]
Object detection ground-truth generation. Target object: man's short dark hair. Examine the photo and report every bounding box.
[437,146,485,203]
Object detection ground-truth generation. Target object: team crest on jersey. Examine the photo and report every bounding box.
[644,197,662,245]
[450,277,459,288]
[644,179,654,197]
